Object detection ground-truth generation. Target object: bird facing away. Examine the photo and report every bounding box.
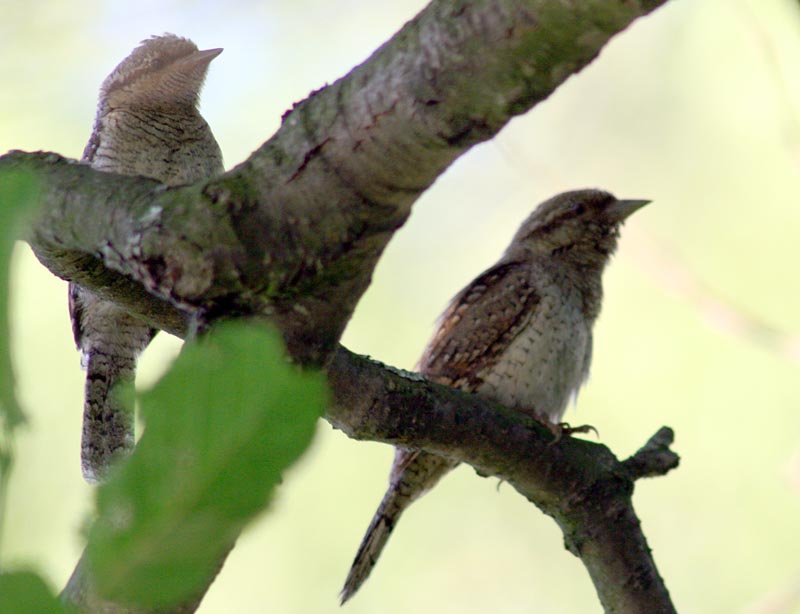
[70,34,224,483]
[340,189,649,603]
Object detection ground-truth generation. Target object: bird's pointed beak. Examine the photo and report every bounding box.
[186,47,223,67]
[608,198,650,220]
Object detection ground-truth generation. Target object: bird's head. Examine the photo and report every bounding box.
[100,34,222,111]
[505,189,649,266]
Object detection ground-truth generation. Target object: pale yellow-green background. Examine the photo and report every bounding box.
[2,0,800,612]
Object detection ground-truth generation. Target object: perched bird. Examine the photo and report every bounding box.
[71,34,224,483]
[340,189,649,603]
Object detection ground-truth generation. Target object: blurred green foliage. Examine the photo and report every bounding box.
[0,171,38,430]
[0,171,84,612]
[87,322,326,608]
[0,571,73,614]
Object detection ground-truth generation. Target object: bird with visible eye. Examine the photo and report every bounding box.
[340,188,650,603]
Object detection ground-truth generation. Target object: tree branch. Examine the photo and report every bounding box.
[327,347,679,614]
[7,0,668,364]
[60,346,679,613]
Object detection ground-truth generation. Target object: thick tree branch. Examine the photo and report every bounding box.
[6,0,667,364]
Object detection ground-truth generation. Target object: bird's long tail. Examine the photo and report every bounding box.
[81,348,139,483]
[340,449,457,604]
[74,296,155,484]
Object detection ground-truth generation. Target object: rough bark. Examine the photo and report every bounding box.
[0,0,676,612]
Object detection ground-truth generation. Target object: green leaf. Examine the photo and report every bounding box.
[0,169,38,431]
[0,169,39,556]
[87,321,327,609]
[0,571,73,614]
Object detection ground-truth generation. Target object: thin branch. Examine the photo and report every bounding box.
[621,426,679,480]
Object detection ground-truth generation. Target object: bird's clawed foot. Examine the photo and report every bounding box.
[543,420,599,443]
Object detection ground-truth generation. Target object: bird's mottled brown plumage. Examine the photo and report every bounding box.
[340,189,649,603]
[71,34,223,483]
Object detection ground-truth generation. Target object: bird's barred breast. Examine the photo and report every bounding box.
[475,283,591,423]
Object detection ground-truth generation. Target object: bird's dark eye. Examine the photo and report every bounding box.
[572,203,586,215]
